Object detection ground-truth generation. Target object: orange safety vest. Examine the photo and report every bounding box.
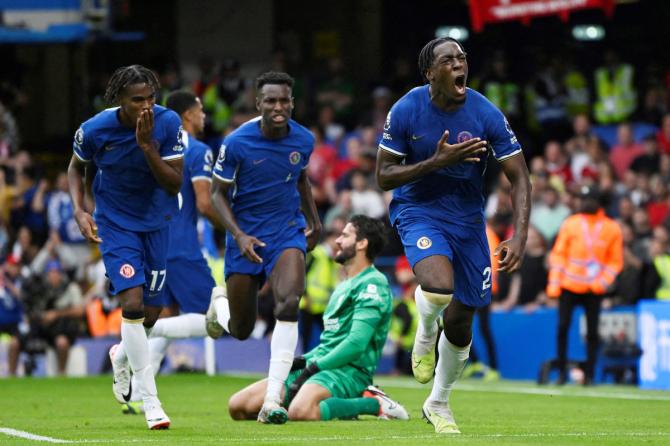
[547,210,623,297]
[486,224,500,296]
[86,299,122,337]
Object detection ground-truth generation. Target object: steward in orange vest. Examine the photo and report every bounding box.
[547,185,623,385]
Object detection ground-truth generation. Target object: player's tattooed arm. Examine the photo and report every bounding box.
[211,177,265,263]
[67,155,101,243]
[495,153,531,273]
[136,108,183,195]
[297,170,322,251]
[376,130,488,190]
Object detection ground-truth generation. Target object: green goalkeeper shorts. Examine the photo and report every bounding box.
[284,365,371,406]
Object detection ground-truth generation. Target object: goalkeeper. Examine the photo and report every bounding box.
[228,215,409,422]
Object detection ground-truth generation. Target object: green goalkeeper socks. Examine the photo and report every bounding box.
[319,397,380,421]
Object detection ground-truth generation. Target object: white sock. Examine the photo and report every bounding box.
[414,286,448,355]
[265,320,298,404]
[213,286,231,333]
[150,314,208,339]
[429,332,470,403]
[149,337,170,375]
[122,319,159,405]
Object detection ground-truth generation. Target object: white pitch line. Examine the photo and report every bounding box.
[373,377,670,401]
[0,428,71,443]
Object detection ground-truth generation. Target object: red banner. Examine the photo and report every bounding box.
[469,0,616,32]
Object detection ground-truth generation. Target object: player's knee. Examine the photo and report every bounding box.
[143,313,159,328]
[274,296,300,322]
[228,319,254,340]
[54,335,70,351]
[227,393,247,420]
[420,286,454,306]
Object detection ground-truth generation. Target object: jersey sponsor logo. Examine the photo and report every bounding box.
[217,145,226,163]
[367,284,378,293]
[177,126,185,146]
[457,131,473,143]
[382,132,392,141]
[324,318,339,331]
[503,116,515,136]
[120,264,135,279]
[289,151,301,165]
[383,111,392,131]
[74,128,84,147]
[417,236,432,250]
[411,134,425,141]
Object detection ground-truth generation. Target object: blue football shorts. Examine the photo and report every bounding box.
[97,219,169,307]
[164,256,215,314]
[224,224,306,283]
[394,210,492,308]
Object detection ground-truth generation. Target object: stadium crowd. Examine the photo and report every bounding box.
[1,46,670,378]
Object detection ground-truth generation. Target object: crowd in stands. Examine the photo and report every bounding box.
[2,46,670,377]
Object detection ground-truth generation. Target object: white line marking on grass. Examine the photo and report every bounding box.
[374,377,670,401]
[0,428,71,443]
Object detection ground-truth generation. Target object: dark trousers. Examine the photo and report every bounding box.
[557,290,602,380]
[469,304,498,369]
[299,309,324,353]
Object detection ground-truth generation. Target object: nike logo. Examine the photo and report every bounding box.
[411,134,425,141]
[105,145,116,151]
[114,378,132,402]
[253,158,267,165]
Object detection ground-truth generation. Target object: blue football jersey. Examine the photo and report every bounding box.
[213,117,314,238]
[169,132,214,261]
[73,105,184,232]
[47,191,86,244]
[379,86,522,224]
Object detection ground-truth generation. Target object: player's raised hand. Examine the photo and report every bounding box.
[432,130,488,169]
[495,235,525,273]
[235,233,266,263]
[136,108,155,150]
[74,209,102,243]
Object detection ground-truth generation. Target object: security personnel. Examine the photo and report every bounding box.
[593,51,636,125]
[547,185,623,385]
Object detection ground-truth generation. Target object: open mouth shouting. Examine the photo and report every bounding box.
[454,74,467,96]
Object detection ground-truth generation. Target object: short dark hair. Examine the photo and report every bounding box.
[349,215,387,261]
[165,90,198,116]
[255,71,294,92]
[104,65,160,105]
[418,37,465,83]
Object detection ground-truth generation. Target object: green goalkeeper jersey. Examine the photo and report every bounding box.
[305,265,393,377]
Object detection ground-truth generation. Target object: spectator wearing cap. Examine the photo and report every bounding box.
[20,259,84,375]
[0,254,23,375]
[547,185,623,385]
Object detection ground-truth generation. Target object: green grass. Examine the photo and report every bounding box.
[0,374,669,445]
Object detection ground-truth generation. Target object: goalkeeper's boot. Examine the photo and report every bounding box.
[109,344,132,404]
[205,286,227,339]
[422,399,460,434]
[144,398,170,430]
[257,401,288,425]
[362,385,409,420]
[411,323,438,384]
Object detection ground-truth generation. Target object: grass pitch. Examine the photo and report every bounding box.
[0,374,669,445]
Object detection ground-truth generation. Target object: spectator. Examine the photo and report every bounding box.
[655,113,670,154]
[315,56,355,127]
[530,185,571,244]
[349,169,386,219]
[20,260,84,375]
[493,225,547,313]
[610,221,643,307]
[630,135,661,176]
[609,122,645,181]
[389,255,417,376]
[0,254,23,376]
[543,140,573,187]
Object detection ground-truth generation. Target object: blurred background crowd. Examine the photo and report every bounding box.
[1,0,670,381]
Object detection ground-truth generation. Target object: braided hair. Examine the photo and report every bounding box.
[103,65,160,105]
[417,37,465,83]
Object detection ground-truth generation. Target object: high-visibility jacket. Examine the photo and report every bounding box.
[593,64,636,125]
[389,298,418,351]
[86,298,121,337]
[300,244,340,315]
[653,254,670,300]
[486,224,500,296]
[547,210,623,297]
[564,69,590,117]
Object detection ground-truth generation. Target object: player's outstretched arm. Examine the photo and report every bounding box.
[297,170,322,251]
[495,153,531,273]
[211,176,265,263]
[67,155,101,243]
[376,130,488,191]
[136,108,183,195]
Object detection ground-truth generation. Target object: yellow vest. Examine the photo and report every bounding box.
[202,84,232,133]
[300,244,340,314]
[389,298,418,351]
[594,64,636,124]
[654,254,670,300]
